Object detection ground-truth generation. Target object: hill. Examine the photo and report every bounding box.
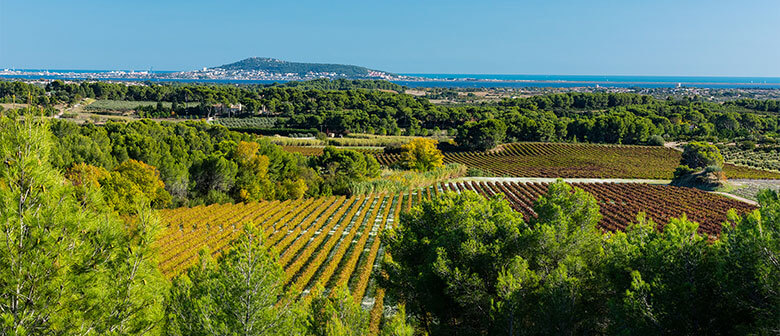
[213,57,395,78]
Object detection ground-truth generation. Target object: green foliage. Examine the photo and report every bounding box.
[307,285,370,336]
[647,134,665,146]
[165,223,304,335]
[456,118,507,151]
[494,182,603,335]
[380,189,528,334]
[681,141,725,169]
[311,146,380,195]
[0,114,165,335]
[49,119,314,206]
[383,180,780,335]
[379,305,415,336]
[673,164,696,179]
[5,80,780,141]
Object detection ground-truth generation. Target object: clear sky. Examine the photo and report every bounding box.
[1,0,779,76]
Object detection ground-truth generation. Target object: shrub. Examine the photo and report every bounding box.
[647,134,665,146]
[466,167,495,177]
[673,165,695,180]
[738,140,756,150]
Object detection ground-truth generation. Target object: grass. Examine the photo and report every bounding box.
[348,163,467,195]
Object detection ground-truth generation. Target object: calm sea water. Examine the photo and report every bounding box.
[4,70,780,89]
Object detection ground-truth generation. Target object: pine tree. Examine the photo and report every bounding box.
[165,223,304,335]
[0,113,165,335]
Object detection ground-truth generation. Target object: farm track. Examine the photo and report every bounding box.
[157,180,756,334]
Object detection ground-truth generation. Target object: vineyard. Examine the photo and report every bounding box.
[156,180,754,332]
[212,117,281,129]
[374,142,780,179]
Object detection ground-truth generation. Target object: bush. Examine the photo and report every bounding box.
[466,167,495,177]
[738,140,756,150]
[647,135,665,146]
[673,165,695,180]
[704,164,723,173]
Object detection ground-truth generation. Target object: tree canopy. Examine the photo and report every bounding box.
[399,138,444,172]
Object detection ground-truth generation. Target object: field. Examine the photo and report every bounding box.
[156,181,754,332]
[721,145,780,173]
[159,192,418,331]
[726,179,780,201]
[374,142,780,179]
[212,117,281,129]
[84,100,199,112]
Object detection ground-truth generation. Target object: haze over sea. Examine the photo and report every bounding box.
[4,70,780,89]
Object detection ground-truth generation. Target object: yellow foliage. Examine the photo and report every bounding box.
[236,141,269,179]
[400,138,444,172]
[65,163,110,188]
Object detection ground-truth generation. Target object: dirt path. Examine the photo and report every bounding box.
[711,191,758,206]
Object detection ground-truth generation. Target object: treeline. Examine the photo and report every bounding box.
[724,97,780,112]
[49,119,312,207]
[0,79,402,106]
[47,117,389,208]
[3,79,780,143]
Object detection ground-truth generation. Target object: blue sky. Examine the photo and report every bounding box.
[1,0,779,76]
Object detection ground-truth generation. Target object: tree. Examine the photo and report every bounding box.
[681,142,724,169]
[114,159,172,208]
[307,285,370,336]
[456,119,506,151]
[380,180,605,335]
[166,223,304,335]
[380,190,527,335]
[399,138,443,172]
[495,181,604,335]
[65,162,110,204]
[231,141,275,202]
[713,190,780,333]
[379,305,415,336]
[311,147,380,195]
[0,114,165,334]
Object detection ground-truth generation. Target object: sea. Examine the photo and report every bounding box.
[3,69,780,89]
